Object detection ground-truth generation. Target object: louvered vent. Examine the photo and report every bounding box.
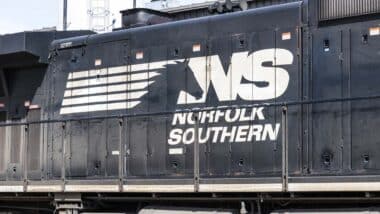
[319,0,380,21]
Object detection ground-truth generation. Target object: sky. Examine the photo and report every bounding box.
[0,0,134,35]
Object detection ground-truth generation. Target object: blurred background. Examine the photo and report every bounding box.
[0,0,216,34]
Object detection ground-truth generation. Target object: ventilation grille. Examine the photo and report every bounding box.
[319,0,380,21]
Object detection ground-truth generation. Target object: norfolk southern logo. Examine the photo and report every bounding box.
[60,49,293,148]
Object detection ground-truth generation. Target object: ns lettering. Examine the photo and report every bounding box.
[177,48,294,104]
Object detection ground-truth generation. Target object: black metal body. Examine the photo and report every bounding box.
[2,0,380,212]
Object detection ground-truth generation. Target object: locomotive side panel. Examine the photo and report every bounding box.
[44,3,301,187]
[289,18,380,191]
[310,28,344,174]
[350,21,380,173]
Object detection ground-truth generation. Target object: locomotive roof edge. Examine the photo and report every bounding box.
[50,1,303,51]
[0,30,94,68]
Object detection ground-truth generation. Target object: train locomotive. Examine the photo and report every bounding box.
[1,0,380,213]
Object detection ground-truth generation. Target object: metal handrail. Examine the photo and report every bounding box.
[0,93,379,127]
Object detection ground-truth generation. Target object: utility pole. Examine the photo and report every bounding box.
[133,0,137,8]
[63,0,68,31]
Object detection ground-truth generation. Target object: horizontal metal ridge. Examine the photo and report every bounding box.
[319,0,380,21]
